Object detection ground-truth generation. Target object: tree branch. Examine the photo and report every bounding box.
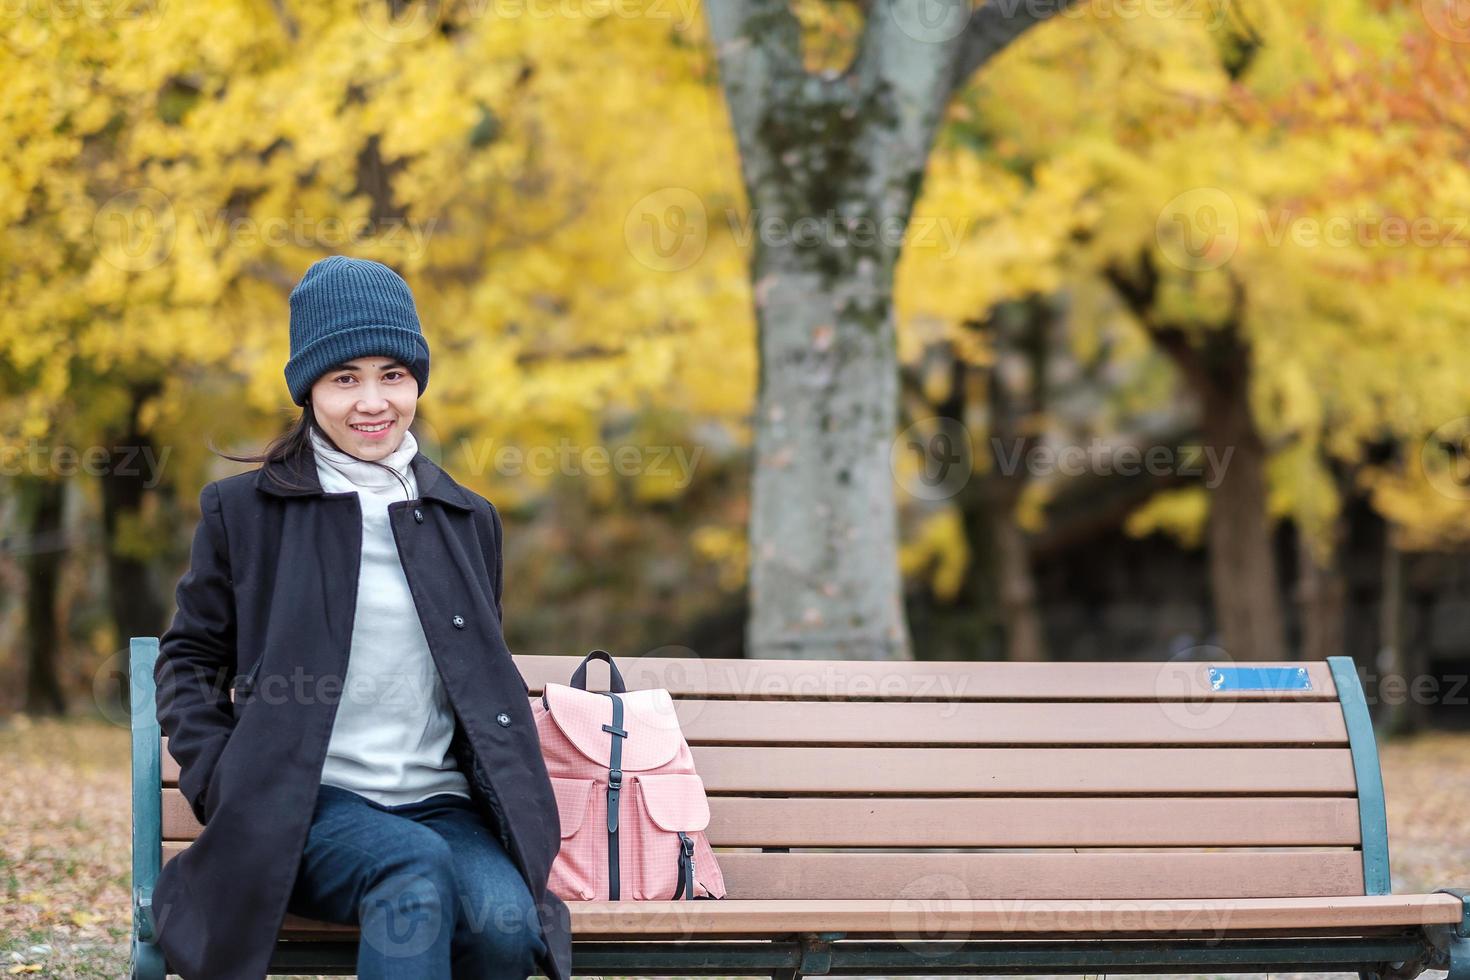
[953,0,1078,88]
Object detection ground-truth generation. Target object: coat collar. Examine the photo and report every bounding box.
[253,432,476,511]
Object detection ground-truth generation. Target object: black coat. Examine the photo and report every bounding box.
[151,437,571,980]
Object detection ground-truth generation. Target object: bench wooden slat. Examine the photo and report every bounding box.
[706,850,1365,899]
[274,894,1463,940]
[562,893,1465,935]
[704,796,1363,847]
[161,790,1362,846]
[279,915,355,936]
[514,655,1340,701]
[670,699,1349,745]
[160,744,1357,794]
[161,845,1363,900]
[686,746,1357,794]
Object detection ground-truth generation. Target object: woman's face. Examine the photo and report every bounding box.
[309,356,418,462]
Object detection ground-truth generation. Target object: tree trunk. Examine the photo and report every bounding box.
[1105,259,1287,661]
[100,470,168,714]
[100,386,168,711]
[22,478,68,716]
[704,0,1074,660]
[1376,523,1420,736]
[990,299,1053,662]
[1198,376,1286,660]
[1297,518,1346,661]
[909,298,1054,662]
[992,514,1045,661]
[746,245,911,658]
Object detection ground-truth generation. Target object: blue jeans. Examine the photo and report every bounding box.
[286,782,547,980]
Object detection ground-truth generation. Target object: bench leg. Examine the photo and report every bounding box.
[130,935,166,980]
[1429,888,1470,980]
[770,931,841,980]
[1443,935,1470,980]
[130,639,167,980]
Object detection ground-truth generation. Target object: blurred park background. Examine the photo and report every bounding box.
[5,0,1470,728]
[4,0,1470,971]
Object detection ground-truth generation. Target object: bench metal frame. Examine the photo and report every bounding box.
[128,637,1470,979]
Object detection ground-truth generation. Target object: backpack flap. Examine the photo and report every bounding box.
[548,775,596,839]
[634,772,712,832]
[541,682,683,772]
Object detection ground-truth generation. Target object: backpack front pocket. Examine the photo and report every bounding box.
[627,772,727,900]
[547,776,601,901]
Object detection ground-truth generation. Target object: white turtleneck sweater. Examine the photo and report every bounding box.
[310,426,471,805]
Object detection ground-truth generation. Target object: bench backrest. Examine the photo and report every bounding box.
[150,651,1389,902]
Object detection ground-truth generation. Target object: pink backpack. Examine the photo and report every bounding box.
[532,650,728,901]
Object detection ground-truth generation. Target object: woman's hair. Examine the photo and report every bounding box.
[213,399,414,498]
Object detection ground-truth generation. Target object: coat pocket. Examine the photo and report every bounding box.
[230,657,263,720]
[546,776,601,902]
[628,773,727,900]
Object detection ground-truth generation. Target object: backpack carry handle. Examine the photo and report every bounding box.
[570,649,627,693]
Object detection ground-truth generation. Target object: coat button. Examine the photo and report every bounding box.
[497,712,511,727]
[452,615,465,628]
[413,508,424,523]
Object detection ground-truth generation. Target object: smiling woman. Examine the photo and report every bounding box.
[313,355,419,466]
[148,255,571,980]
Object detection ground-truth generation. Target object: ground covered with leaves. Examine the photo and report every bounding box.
[1,716,1466,978]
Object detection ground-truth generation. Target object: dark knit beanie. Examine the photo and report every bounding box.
[284,255,431,407]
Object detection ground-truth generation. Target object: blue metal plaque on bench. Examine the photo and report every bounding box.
[1207,665,1313,691]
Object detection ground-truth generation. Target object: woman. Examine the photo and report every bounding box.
[150,256,571,980]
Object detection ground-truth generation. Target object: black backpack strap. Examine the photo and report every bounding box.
[572,649,627,693]
[675,832,696,899]
[601,691,628,899]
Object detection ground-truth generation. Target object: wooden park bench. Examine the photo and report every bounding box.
[129,637,1470,979]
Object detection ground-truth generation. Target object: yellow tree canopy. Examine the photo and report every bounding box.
[897,0,1470,555]
[1,0,755,508]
